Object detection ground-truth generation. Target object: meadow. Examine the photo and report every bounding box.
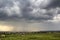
[0,32,60,40]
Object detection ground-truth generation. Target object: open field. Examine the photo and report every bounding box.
[0,31,60,40]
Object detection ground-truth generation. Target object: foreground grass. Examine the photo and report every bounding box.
[0,32,60,40]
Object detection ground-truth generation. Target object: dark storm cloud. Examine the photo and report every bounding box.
[44,0,60,9]
[0,0,13,8]
[0,0,60,21]
[0,0,60,32]
[0,11,8,20]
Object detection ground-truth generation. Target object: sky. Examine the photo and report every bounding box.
[0,0,60,32]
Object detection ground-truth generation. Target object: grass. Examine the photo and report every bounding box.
[0,32,60,40]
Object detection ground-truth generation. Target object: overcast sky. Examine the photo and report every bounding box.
[0,0,60,32]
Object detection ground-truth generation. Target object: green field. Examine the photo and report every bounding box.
[0,32,60,40]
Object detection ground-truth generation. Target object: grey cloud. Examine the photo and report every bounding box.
[1,20,60,32]
[42,22,60,31]
[0,0,60,22]
[0,0,60,32]
[44,0,60,9]
[0,0,13,8]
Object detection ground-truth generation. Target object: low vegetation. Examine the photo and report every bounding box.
[0,32,60,40]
